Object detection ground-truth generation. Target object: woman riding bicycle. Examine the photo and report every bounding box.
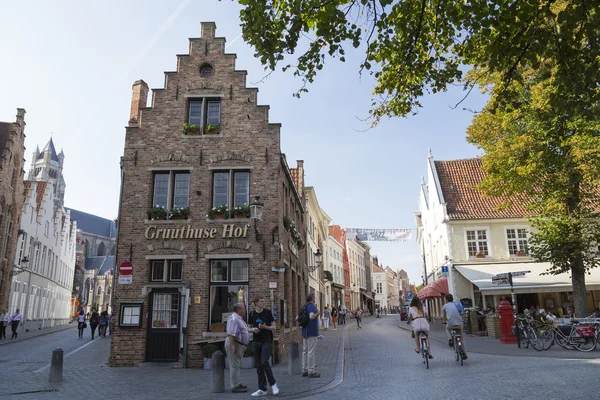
[408,296,433,359]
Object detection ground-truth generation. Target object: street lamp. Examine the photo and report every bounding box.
[308,249,322,273]
[249,196,264,241]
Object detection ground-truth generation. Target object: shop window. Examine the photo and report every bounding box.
[150,259,184,282]
[506,228,529,256]
[120,303,143,327]
[151,293,179,329]
[212,171,250,209]
[209,259,249,328]
[466,229,490,257]
[151,171,190,211]
[187,98,221,132]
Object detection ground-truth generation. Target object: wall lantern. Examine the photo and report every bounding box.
[249,195,264,221]
[308,249,323,273]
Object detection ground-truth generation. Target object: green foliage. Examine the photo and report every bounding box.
[169,207,190,219]
[232,204,250,216]
[204,124,220,133]
[183,123,200,134]
[208,204,229,219]
[148,205,167,220]
[237,0,600,124]
[282,216,305,249]
[203,344,219,358]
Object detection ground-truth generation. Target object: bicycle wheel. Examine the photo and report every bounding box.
[425,351,429,369]
[574,334,597,352]
[538,327,554,350]
[554,330,575,350]
[518,326,529,349]
[527,328,544,351]
[458,344,464,365]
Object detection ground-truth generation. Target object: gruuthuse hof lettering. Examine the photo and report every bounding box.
[145,224,250,240]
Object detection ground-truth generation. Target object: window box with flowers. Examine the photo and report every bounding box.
[169,207,190,220]
[148,206,168,220]
[204,123,220,135]
[232,204,250,219]
[271,260,288,272]
[515,249,527,257]
[183,123,201,135]
[283,216,305,249]
[475,251,486,259]
[208,205,229,219]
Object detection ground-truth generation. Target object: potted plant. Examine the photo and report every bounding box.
[147,205,167,220]
[204,123,220,134]
[203,344,219,370]
[169,207,190,220]
[183,123,201,135]
[208,205,229,219]
[211,322,226,332]
[515,249,526,257]
[241,342,255,369]
[475,251,486,258]
[271,260,287,272]
[232,204,250,219]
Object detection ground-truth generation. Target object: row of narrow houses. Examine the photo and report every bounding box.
[416,151,600,317]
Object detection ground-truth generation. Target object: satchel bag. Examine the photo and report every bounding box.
[83,322,88,329]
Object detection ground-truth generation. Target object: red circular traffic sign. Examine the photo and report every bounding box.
[119,261,133,275]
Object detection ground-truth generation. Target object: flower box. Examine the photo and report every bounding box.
[183,123,201,135]
[515,250,526,257]
[475,252,486,258]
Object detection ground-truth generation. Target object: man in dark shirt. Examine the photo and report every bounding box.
[248,297,279,397]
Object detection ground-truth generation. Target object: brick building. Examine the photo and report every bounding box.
[0,109,26,310]
[110,23,309,367]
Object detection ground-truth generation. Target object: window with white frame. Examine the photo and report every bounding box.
[209,259,249,328]
[152,171,190,212]
[376,282,383,294]
[466,229,489,257]
[507,228,529,256]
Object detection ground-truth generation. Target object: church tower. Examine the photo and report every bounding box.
[28,138,66,207]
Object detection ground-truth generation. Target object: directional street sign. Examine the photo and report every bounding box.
[492,278,509,285]
[510,270,531,277]
[494,273,509,279]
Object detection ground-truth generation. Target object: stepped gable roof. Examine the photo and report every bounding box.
[35,181,48,212]
[434,158,530,220]
[290,168,299,189]
[38,138,59,162]
[65,208,116,238]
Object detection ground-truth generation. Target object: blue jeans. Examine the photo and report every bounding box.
[253,341,275,391]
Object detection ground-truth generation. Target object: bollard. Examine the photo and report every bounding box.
[49,348,64,383]
[288,340,301,375]
[210,351,225,393]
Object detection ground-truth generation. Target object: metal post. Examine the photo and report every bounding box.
[49,348,63,382]
[509,273,517,315]
[210,351,225,393]
[288,340,301,375]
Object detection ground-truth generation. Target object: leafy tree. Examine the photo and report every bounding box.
[237,0,599,124]
[467,62,600,317]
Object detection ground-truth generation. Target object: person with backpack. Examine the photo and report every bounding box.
[248,297,279,397]
[442,294,468,359]
[297,293,320,378]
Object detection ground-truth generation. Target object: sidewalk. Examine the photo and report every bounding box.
[5,324,346,399]
[0,321,76,346]
[397,318,600,359]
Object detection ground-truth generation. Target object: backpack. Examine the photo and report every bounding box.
[454,301,465,315]
[297,304,310,328]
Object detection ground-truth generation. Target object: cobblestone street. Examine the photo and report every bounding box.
[1,316,599,399]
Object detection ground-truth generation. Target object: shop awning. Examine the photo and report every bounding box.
[454,262,600,295]
[416,278,449,300]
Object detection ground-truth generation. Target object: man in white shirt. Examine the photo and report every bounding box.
[442,294,468,359]
[9,308,23,339]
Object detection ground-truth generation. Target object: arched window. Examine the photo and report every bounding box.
[199,63,214,77]
[97,242,105,257]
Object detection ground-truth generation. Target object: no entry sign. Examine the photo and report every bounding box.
[119,261,133,276]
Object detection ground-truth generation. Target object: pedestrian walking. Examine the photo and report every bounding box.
[331,306,338,330]
[0,309,9,339]
[322,305,331,331]
[248,297,279,397]
[338,305,345,325]
[9,308,23,339]
[89,309,99,340]
[354,308,362,329]
[77,308,85,338]
[225,302,250,393]
[298,293,320,378]
[99,311,109,338]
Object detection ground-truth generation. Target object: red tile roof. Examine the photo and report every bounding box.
[35,181,48,213]
[372,263,384,273]
[434,158,531,220]
[289,168,299,189]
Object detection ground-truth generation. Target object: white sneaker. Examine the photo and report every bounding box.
[251,389,267,397]
[271,383,279,395]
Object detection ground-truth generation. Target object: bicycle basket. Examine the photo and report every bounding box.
[575,326,595,338]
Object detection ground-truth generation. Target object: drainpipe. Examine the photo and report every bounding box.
[181,280,191,368]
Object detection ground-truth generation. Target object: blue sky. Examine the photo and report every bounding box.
[0,1,487,285]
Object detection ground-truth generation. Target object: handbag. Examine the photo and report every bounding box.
[83,322,88,329]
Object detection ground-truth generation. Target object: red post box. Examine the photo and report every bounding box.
[498,298,517,344]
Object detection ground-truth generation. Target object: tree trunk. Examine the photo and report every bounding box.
[571,258,588,318]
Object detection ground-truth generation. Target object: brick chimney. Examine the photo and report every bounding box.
[296,160,304,197]
[201,22,216,39]
[129,80,149,126]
